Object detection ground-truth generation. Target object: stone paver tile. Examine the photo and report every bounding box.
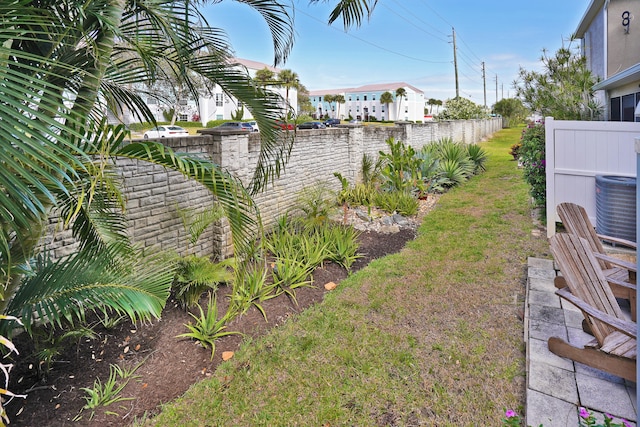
[528,257,555,269]
[576,372,636,422]
[529,289,561,308]
[526,388,578,427]
[529,304,566,326]
[529,266,557,280]
[528,362,578,403]
[563,308,585,330]
[528,317,568,342]
[529,337,574,370]
[529,277,557,292]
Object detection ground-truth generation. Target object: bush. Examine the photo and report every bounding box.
[519,122,546,208]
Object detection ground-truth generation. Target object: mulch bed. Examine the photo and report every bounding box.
[6,228,418,426]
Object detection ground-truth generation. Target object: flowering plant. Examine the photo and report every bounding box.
[502,408,633,427]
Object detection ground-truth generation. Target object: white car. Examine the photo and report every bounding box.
[143,125,189,139]
[247,121,259,132]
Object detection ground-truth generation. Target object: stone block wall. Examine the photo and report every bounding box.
[41,118,501,261]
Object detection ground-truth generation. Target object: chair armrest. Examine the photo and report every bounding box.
[593,253,637,272]
[606,276,636,293]
[596,233,637,250]
[555,287,636,338]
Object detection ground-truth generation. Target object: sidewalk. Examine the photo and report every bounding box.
[525,257,637,427]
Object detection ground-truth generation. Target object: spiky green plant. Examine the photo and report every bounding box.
[177,295,241,360]
[230,267,278,321]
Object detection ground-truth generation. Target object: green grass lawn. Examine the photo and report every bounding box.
[147,127,550,426]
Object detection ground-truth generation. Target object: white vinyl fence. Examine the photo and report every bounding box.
[545,117,640,237]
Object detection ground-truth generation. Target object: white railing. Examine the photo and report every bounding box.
[545,117,640,237]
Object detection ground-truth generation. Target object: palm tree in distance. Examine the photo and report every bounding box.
[323,94,335,118]
[334,94,346,119]
[276,69,300,116]
[254,67,276,88]
[395,87,407,120]
[380,91,394,121]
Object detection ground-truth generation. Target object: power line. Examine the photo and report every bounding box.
[296,8,450,64]
[385,0,449,43]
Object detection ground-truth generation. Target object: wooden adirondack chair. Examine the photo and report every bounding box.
[548,233,636,382]
[556,202,636,321]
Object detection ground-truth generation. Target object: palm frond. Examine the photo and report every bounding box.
[7,246,173,331]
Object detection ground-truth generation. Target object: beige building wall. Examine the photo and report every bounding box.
[606,0,640,78]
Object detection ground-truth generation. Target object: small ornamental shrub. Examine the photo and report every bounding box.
[519,122,546,208]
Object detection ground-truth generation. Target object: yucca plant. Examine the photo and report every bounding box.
[271,257,315,304]
[177,295,241,360]
[295,182,337,228]
[467,144,489,174]
[323,226,362,270]
[374,191,419,216]
[229,267,277,321]
[80,363,139,417]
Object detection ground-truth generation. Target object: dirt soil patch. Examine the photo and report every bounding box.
[6,200,438,426]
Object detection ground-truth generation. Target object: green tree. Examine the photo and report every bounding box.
[297,84,315,116]
[437,97,487,120]
[334,94,346,119]
[380,91,394,121]
[395,87,407,120]
[0,0,294,329]
[427,98,442,115]
[0,0,381,331]
[276,69,300,112]
[254,67,276,88]
[323,94,335,118]
[513,45,602,120]
[493,98,529,128]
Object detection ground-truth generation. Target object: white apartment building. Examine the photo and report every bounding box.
[309,82,425,122]
[131,58,297,125]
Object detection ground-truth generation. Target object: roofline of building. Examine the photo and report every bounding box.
[309,82,424,97]
[575,0,604,38]
[593,62,640,90]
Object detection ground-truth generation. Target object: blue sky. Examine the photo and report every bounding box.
[202,0,591,105]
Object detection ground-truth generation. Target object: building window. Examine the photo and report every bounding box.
[179,114,188,121]
[356,106,360,112]
[215,93,223,107]
[356,96,359,101]
[364,95,367,101]
[405,107,408,113]
[382,106,385,112]
[610,92,640,122]
[372,106,376,112]
[348,96,352,101]
[319,96,322,102]
[373,95,376,101]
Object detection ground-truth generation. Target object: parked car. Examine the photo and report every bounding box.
[274,120,295,130]
[247,121,259,132]
[297,121,327,130]
[324,118,341,127]
[213,122,254,132]
[143,125,189,139]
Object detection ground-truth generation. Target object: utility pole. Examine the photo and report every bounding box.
[481,62,487,108]
[495,74,498,104]
[451,27,459,99]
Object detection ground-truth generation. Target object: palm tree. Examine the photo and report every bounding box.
[0,0,382,330]
[309,0,379,29]
[323,94,335,118]
[276,69,300,114]
[254,67,276,88]
[334,94,346,119]
[0,0,295,329]
[380,91,394,121]
[395,87,407,120]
